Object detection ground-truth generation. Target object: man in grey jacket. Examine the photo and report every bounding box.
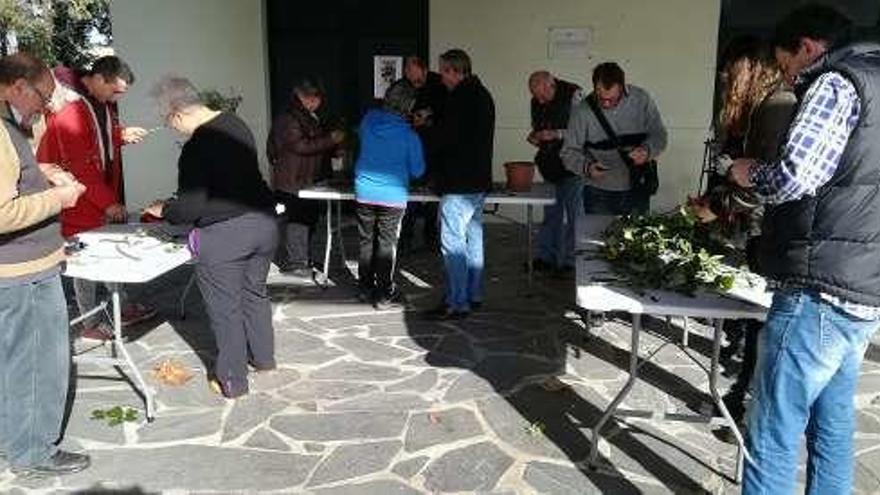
[561,62,667,214]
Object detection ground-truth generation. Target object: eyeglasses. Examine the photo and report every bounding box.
[28,83,52,106]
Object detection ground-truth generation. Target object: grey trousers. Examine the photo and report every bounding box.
[276,221,312,270]
[274,192,320,270]
[195,212,278,397]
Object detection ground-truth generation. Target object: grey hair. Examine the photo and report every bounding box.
[149,74,203,118]
[439,49,472,77]
[382,79,416,116]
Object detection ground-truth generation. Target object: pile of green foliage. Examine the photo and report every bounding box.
[601,207,741,295]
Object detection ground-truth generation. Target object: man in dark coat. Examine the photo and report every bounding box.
[426,49,495,320]
[528,70,584,273]
[267,78,344,276]
[400,55,446,249]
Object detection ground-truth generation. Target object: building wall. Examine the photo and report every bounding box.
[430,0,722,211]
[111,0,721,212]
[110,0,270,209]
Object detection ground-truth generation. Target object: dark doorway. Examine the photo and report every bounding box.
[710,0,880,123]
[266,0,429,128]
[718,0,879,53]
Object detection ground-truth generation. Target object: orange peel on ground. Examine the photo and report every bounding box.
[152,359,195,386]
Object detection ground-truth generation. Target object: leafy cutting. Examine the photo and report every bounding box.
[601,207,743,295]
[91,406,139,426]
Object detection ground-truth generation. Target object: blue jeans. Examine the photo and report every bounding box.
[744,289,880,495]
[440,194,486,312]
[536,175,583,268]
[0,274,70,468]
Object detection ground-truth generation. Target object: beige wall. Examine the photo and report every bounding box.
[430,0,721,211]
[111,0,720,211]
[109,0,270,209]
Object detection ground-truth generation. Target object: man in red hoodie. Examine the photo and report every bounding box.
[37,56,155,338]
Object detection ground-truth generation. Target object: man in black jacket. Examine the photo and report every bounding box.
[427,49,495,320]
[405,56,446,138]
[400,55,446,249]
[528,71,584,274]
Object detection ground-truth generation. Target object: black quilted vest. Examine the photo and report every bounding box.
[760,42,880,305]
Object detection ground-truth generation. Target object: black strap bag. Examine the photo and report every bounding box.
[586,95,659,196]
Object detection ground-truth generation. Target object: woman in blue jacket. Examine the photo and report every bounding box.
[355,80,425,308]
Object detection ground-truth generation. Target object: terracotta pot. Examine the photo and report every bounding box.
[504,161,536,192]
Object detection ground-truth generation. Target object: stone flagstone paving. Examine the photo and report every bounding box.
[2,222,880,494]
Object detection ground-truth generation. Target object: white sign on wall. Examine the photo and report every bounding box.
[373,55,403,99]
[548,26,592,59]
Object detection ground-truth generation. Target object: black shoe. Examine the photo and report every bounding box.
[374,291,406,311]
[248,360,277,372]
[424,303,469,321]
[11,450,90,477]
[470,301,483,311]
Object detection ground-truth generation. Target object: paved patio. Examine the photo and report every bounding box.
[3,220,880,494]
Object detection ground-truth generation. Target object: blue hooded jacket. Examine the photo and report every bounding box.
[354,109,425,207]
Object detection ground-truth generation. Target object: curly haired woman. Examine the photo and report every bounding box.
[693,37,797,436]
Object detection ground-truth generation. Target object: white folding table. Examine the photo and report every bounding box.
[63,223,192,421]
[298,183,556,285]
[574,215,772,482]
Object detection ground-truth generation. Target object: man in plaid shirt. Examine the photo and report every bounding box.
[729,5,880,494]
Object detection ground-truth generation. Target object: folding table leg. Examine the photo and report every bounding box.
[526,204,534,286]
[336,199,348,272]
[709,318,747,483]
[589,312,642,467]
[69,300,108,327]
[178,272,197,320]
[108,284,155,421]
[316,199,333,286]
[681,316,689,347]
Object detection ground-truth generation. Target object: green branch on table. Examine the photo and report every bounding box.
[601,207,745,295]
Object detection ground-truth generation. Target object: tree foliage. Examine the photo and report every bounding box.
[0,0,111,69]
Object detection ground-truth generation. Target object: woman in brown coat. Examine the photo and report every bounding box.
[693,37,797,438]
[267,78,344,276]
